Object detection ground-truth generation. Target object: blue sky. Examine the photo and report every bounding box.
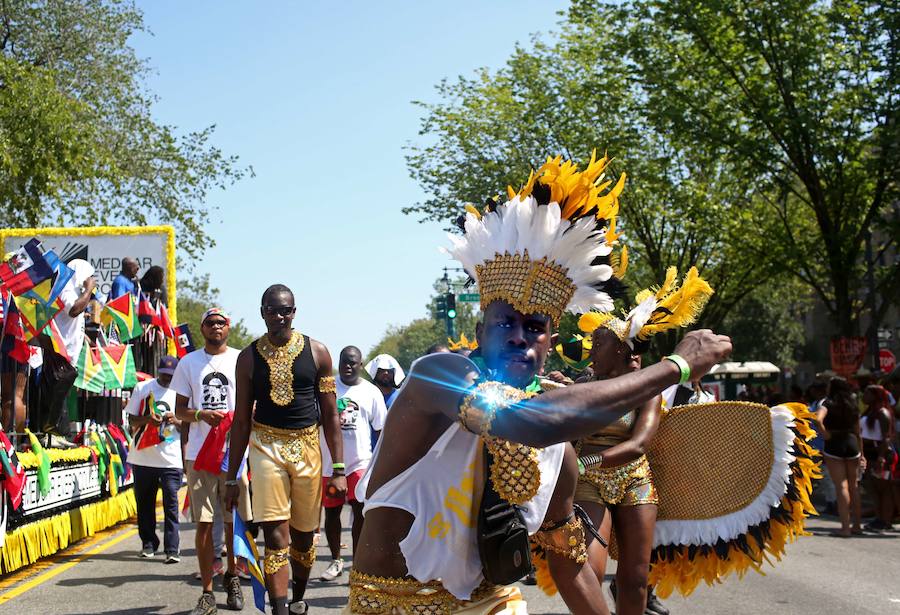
[132,1,568,355]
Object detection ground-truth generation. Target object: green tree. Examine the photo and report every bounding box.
[403,4,788,334]
[0,0,251,259]
[619,0,899,336]
[177,275,255,350]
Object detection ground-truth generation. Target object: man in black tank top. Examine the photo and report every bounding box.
[226,284,345,615]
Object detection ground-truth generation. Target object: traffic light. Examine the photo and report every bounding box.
[446,293,457,319]
[435,295,447,319]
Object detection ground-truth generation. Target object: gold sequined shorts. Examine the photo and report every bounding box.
[249,422,321,531]
[344,570,527,615]
[574,454,658,507]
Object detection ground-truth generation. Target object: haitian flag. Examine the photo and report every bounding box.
[102,293,143,341]
[99,344,137,389]
[0,431,26,510]
[174,323,195,358]
[134,391,163,450]
[74,344,107,393]
[233,510,267,612]
[0,239,53,296]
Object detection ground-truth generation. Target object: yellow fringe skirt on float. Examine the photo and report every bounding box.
[0,489,136,574]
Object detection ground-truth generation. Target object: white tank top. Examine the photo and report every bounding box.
[860,414,884,441]
[357,423,565,600]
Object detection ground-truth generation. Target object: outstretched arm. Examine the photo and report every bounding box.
[405,329,732,448]
[226,348,254,483]
[314,341,346,497]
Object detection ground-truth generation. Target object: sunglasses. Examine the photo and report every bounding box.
[263,305,295,317]
[203,319,228,328]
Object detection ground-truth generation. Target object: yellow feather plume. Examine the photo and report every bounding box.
[613,245,628,279]
[638,267,714,340]
[578,311,614,334]
[514,150,625,222]
[447,333,478,352]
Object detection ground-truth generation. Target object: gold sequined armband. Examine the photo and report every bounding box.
[484,435,541,505]
[457,380,528,435]
[263,546,291,575]
[289,543,317,569]
[318,376,336,395]
[532,515,587,563]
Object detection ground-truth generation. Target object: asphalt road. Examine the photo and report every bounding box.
[1,508,898,615]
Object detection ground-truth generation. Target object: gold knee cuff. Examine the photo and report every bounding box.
[532,515,587,563]
[290,543,316,569]
[264,547,290,575]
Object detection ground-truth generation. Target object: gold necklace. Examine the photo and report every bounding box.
[256,331,305,406]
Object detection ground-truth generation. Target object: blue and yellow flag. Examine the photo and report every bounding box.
[232,510,266,612]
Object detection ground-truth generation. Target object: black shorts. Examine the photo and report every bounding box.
[824,432,860,459]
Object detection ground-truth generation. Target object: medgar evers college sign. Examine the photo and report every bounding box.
[0,226,177,320]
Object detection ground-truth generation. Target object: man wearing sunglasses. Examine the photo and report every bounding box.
[226,284,345,615]
[173,307,252,615]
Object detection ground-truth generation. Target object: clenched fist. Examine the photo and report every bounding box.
[672,329,733,380]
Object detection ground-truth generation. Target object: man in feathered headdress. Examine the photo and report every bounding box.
[346,153,733,614]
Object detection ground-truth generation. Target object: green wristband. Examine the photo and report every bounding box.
[664,354,691,385]
[332,462,345,470]
[194,409,201,422]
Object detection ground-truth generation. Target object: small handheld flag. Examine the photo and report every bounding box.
[0,239,54,296]
[232,511,267,612]
[174,323,196,357]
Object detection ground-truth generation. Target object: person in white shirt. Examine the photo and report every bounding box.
[124,355,183,562]
[172,308,251,615]
[320,346,387,582]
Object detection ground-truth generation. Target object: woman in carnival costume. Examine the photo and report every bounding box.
[534,277,822,604]
[575,268,713,615]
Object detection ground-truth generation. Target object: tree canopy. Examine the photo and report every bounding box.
[405,0,897,362]
[0,0,251,259]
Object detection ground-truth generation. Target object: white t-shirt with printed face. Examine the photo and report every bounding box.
[169,347,240,461]
[321,378,387,477]
[124,379,182,469]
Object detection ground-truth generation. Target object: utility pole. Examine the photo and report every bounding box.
[864,229,880,372]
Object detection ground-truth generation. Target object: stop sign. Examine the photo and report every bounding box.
[880,349,897,373]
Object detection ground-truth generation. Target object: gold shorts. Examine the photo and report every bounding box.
[185,460,252,524]
[344,570,527,614]
[575,454,658,507]
[248,422,322,532]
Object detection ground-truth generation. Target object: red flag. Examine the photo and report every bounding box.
[134,391,163,450]
[1,291,32,364]
[0,431,26,509]
[154,302,175,339]
[193,412,233,473]
[138,292,155,325]
[44,318,71,363]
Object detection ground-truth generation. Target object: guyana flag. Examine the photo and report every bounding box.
[134,391,163,450]
[99,344,137,389]
[102,293,143,341]
[74,344,107,393]
[13,278,65,340]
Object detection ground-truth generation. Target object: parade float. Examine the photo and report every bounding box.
[0,226,181,574]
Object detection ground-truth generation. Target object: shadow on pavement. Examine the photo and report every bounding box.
[67,607,167,615]
[307,595,350,609]
[57,573,182,589]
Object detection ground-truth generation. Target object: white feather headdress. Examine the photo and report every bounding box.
[444,151,628,324]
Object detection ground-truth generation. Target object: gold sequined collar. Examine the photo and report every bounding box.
[256,331,305,406]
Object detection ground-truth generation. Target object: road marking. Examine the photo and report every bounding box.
[0,523,138,604]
